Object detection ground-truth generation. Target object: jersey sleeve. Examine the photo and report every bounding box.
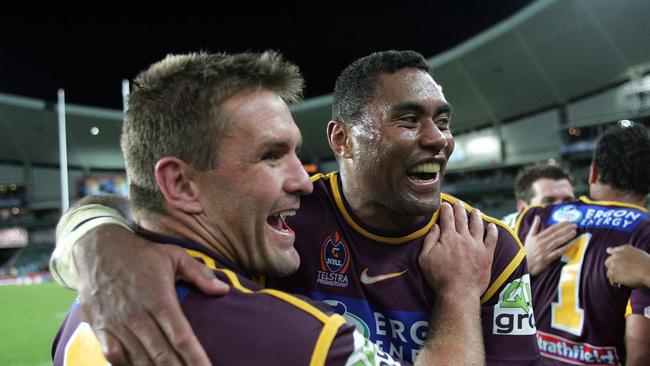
[630,287,650,318]
[480,221,541,365]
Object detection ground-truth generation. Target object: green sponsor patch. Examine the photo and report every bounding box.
[499,276,532,313]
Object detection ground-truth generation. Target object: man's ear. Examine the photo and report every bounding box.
[155,157,203,214]
[516,199,528,213]
[588,161,598,185]
[327,120,353,159]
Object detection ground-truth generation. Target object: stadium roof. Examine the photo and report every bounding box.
[1,0,649,169]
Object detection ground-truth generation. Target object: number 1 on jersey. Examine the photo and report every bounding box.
[551,233,591,336]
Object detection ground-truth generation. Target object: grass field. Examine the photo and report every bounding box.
[0,282,78,366]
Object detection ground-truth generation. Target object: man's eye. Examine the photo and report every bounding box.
[436,117,450,127]
[436,118,453,132]
[262,151,283,161]
[401,115,418,123]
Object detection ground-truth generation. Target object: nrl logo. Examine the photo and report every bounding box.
[320,231,350,274]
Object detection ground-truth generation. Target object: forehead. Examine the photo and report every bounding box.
[371,68,446,109]
[532,178,573,196]
[219,90,301,144]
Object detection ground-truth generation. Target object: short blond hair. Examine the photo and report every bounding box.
[122,51,304,214]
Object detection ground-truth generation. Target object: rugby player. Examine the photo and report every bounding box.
[502,163,578,276]
[515,121,650,366]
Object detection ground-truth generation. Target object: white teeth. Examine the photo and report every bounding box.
[279,210,296,220]
[407,162,440,174]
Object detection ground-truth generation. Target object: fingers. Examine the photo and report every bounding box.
[529,215,541,236]
[157,245,213,366]
[468,208,484,241]
[439,202,455,234]
[606,244,632,255]
[152,291,212,366]
[604,246,623,286]
[95,330,129,365]
[538,221,577,242]
[127,312,183,366]
[605,260,622,287]
[484,223,498,265]
[79,288,146,365]
[453,201,468,234]
[93,321,153,366]
[543,225,578,251]
[547,241,574,263]
[175,249,229,295]
[604,251,613,268]
[476,223,498,294]
[419,224,440,267]
[84,292,176,366]
[606,266,617,286]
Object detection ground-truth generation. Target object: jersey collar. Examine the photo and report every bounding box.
[328,172,437,244]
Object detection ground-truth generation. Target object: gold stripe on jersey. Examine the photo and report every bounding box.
[512,202,548,235]
[185,249,217,270]
[625,298,632,317]
[260,288,348,365]
[310,313,348,366]
[326,172,438,244]
[185,248,254,293]
[184,248,348,365]
[481,248,527,304]
[260,288,333,323]
[578,196,648,212]
[311,172,327,182]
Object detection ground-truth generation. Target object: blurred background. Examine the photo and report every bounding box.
[1,1,650,364]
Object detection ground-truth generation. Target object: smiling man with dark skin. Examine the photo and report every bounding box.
[51,51,540,365]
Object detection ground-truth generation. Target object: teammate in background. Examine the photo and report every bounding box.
[51,51,541,365]
[52,52,497,366]
[502,163,576,228]
[502,163,578,276]
[515,121,650,366]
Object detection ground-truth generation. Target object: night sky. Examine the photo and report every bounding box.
[1,3,533,109]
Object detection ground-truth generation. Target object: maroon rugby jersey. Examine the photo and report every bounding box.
[270,172,541,365]
[516,197,650,366]
[52,234,407,366]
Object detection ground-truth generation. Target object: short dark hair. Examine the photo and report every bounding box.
[514,163,573,203]
[123,51,303,215]
[332,50,431,125]
[594,121,650,195]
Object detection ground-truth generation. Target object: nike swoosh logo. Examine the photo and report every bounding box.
[360,268,408,285]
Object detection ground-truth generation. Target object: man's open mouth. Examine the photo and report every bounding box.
[267,210,296,232]
[406,162,440,182]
